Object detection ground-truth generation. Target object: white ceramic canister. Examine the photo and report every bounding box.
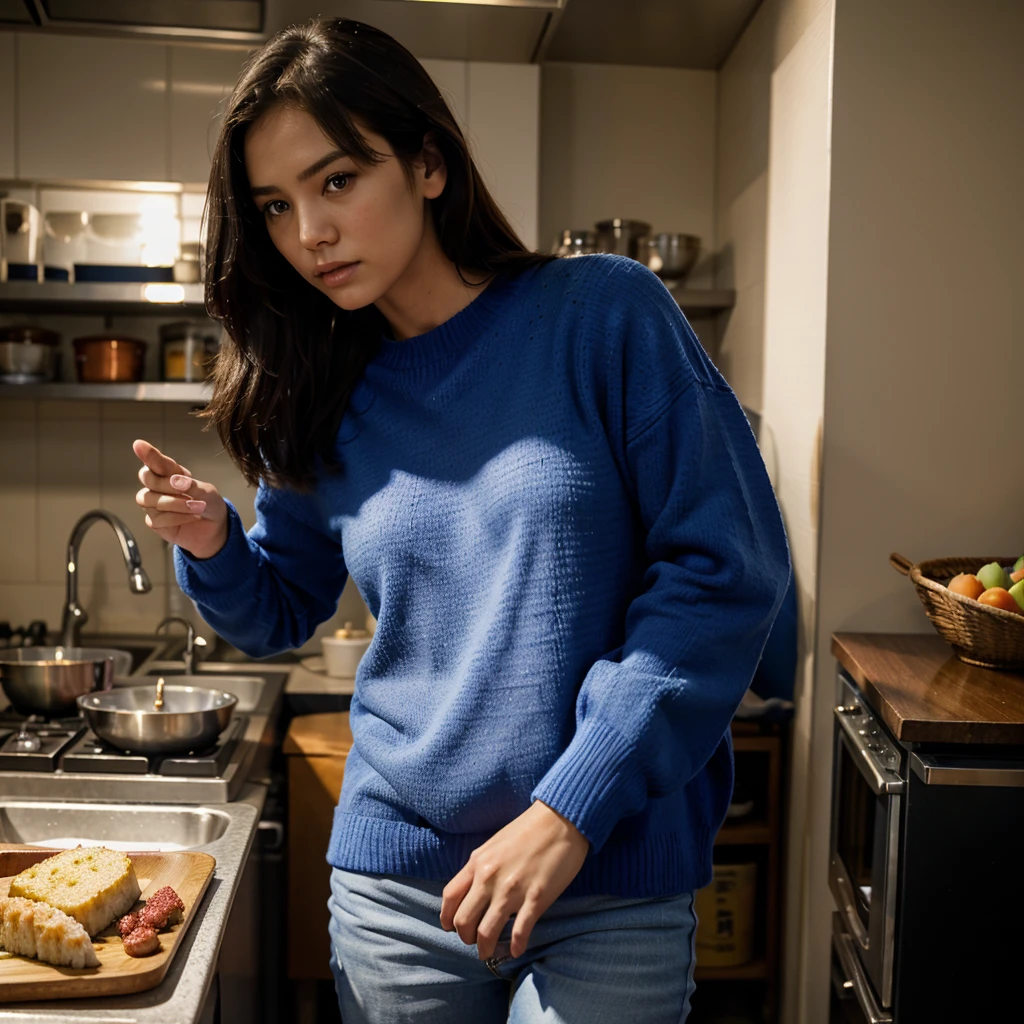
[321,621,371,678]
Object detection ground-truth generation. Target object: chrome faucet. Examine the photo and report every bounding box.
[156,615,207,674]
[61,510,152,648]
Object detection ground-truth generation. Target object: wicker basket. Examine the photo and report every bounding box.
[891,553,1024,671]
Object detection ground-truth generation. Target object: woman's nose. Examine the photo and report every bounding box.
[297,207,338,250]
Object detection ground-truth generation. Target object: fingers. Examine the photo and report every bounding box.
[475,896,518,960]
[145,510,203,530]
[136,488,206,517]
[439,868,473,933]
[133,439,188,479]
[137,465,194,494]
[509,894,544,958]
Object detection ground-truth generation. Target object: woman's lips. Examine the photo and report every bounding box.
[317,262,359,287]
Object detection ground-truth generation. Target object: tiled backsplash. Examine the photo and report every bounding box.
[0,396,369,651]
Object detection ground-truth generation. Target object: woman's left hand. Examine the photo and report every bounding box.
[440,800,590,960]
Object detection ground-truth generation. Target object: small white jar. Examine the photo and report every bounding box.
[321,621,371,678]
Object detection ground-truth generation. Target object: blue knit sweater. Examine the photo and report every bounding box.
[176,255,790,898]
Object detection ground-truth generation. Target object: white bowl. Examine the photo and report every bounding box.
[321,635,370,678]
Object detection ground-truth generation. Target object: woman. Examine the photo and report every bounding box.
[134,18,789,1024]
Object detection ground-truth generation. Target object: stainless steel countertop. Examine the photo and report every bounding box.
[0,784,266,1023]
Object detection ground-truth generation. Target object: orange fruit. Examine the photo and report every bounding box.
[948,574,985,600]
[978,587,1024,615]
[1011,568,1024,585]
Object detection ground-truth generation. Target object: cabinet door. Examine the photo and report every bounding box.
[18,33,169,182]
[466,62,539,251]
[0,34,14,178]
[169,44,248,185]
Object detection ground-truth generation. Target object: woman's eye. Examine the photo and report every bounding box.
[326,173,353,193]
[263,200,288,218]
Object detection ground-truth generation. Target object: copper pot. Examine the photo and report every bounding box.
[73,334,147,383]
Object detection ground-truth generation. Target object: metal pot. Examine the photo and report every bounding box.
[77,682,237,755]
[0,325,60,384]
[73,334,147,383]
[0,647,125,717]
[553,229,598,258]
[644,233,701,282]
[594,219,652,261]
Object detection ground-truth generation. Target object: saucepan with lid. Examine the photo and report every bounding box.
[77,678,238,755]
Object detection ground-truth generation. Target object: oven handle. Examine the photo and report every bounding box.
[834,706,905,796]
[832,914,893,1024]
[911,751,1024,787]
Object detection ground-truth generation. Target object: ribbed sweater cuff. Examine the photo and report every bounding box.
[531,718,646,855]
[174,500,251,596]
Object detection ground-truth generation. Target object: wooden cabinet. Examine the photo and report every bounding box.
[283,711,353,982]
[692,719,788,1023]
[17,33,169,181]
[169,44,247,184]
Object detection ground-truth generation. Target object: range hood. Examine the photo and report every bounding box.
[3,0,759,69]
[4,0,566,58]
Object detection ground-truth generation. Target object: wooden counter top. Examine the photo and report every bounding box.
[832,632,1024,744]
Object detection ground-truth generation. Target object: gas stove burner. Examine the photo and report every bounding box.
[60,715,247,779]
[0,719,87,771]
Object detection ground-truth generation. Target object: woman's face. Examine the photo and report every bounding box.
[243,104,446,311]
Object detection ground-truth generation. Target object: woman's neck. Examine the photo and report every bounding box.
[374,215,490,341]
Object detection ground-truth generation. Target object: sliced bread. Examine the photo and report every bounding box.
[8,847,141,937]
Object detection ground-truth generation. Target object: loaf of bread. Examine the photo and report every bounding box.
[8,847,141,937]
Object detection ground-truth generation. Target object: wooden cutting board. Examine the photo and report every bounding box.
[0,845,216,1002]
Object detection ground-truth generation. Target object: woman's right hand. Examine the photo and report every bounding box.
[133,438,230,559]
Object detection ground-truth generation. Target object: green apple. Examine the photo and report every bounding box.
[1015,554,1024,572]
[1010,580,1024,613]
[977,561,1010,591]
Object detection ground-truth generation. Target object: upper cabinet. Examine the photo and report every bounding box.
[0,35,14,178]
[169,45,248,185]
[18,34,170,182]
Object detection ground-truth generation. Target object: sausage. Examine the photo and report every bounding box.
[123,925,160,957]
[139,886,185,930]
[117,911,140,937]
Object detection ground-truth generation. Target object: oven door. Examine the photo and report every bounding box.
[829,673,904,1009]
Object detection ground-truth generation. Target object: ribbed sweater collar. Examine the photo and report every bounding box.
[373,269,521,371]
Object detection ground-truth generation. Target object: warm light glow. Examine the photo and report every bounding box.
[143,284,186,304]
[67,561,75,572]
[138,195,180,267]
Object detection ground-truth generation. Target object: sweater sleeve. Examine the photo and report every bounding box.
[531,263,791,853]
[174,481,348,658]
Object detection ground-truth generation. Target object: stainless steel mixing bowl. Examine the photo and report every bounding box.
[644,233,701,281]
[78,683,238,755]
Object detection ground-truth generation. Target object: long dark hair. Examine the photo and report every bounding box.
[202,18,550,491]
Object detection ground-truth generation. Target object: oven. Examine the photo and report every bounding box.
[829,671,902,1017]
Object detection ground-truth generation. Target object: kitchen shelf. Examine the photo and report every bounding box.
[715,820,772,846]
[0,382,210,402]
[671,289,736,314]
[0,280,207,316]
[694,958,769,982]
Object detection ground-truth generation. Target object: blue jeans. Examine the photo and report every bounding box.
[328,867,698,1023]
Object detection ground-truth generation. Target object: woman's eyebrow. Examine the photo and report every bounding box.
[250,148,350,197]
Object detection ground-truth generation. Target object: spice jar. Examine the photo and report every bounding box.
[159,321,218,382]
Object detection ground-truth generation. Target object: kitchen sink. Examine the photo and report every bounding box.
[130,671,269,714]
[0,801,231,851]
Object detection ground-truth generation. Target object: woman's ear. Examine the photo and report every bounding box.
[420,132,447,199]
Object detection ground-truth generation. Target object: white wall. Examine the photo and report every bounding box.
[539,61,716,286]
[717,2,835,1021]
[806,1,1024,1021]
